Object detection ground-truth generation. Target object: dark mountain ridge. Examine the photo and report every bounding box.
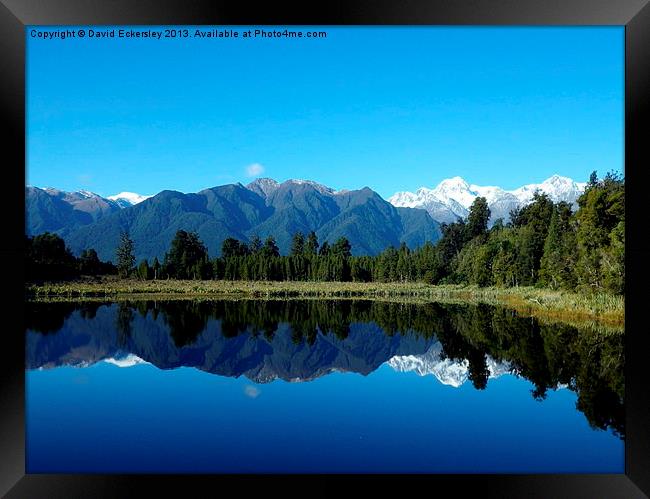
[27,178,441,262]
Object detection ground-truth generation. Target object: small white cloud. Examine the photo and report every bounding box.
[244,385,261,399]
[245,163,265,177]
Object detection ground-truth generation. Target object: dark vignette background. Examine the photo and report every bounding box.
[1,1,648,497]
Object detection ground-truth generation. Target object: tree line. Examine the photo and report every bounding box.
[25,171,624,295]
[25,232,116,281]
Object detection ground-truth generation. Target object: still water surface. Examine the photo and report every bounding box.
[25,299,624,473]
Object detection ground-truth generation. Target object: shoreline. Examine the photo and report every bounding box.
[26,279,624,329]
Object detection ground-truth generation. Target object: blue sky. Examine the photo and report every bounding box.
[26,26,623,199]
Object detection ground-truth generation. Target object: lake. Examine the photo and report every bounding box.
[25,299,624,473]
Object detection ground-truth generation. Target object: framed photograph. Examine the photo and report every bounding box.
[3,0,649,496]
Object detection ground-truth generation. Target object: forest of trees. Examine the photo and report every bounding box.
[25,172,624,295]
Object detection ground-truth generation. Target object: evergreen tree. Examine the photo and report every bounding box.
[249,235,263,254]
[222,237,245,258]
[514,225,538,285]
[601,220,624,294]
[433,220,468,282]
[539,202,577,289]
[490,228,519,287]
[116,231,136,278]
[291,232,305,256]
[306,231,319,255]
[351,256,372,282]
[466,196,490,241]
[575,171,624,292]
[332,237,352,258]
[508,192,554,284]
[262,236,280,258]
[396,242,411,282]
[319,241,330,256]
[164,230,210,279]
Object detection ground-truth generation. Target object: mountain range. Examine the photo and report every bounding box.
[26,179,441,262]
[389,174,587,225]
[25,187,152,237]
[25,174,586,262]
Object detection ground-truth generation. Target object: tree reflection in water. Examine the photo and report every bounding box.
[25,298,624,438]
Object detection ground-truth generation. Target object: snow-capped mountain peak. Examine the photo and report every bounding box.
[107,191,152,207]
[435,175,470,191]
[431,176,476,209]
[511,175,587,204]
[389,174,588,226]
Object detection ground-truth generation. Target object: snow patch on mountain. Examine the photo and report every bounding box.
[283,179,336,195]
[246,177,280,198]
[248,177,339,198]
[44,187,102,201]
[35,186,151,209]
[77,189,101,199]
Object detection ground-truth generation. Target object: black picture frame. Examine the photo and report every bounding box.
[2,1,649,497]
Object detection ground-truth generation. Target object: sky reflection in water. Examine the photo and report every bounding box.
[25,299,624,473]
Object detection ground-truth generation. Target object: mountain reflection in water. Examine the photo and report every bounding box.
[25,299,624,439]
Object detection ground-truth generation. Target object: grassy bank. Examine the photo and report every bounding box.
[27,279,624,328]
